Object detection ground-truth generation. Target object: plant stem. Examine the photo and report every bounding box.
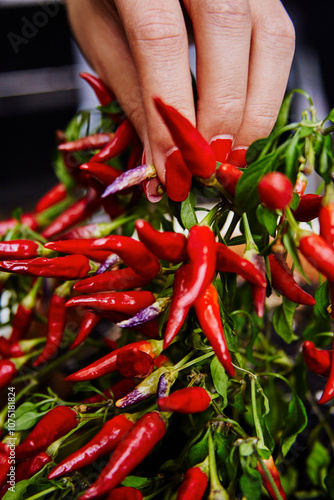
[250,375,266,451]
[173,350,214,373]
[25,487,58,500]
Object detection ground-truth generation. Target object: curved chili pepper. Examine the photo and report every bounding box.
[0,213,39,237]
[73,267,152,294]
[215,163,243,197]
[91,119,136,163]
[302,341,331,377]
[244,248,267,318]
[194,284,235,376]
[35,183,67,213]
[80,72,114,106]
[106,487,143,500]
[80,378,138,405]
[157,370,177,398]
[96,253,121,275]
[15,406,78,460]
[70,310,101,350]
[158,387,211,414]
[256,456,286,500]
[318,336,334,405]
[66,291,155,316]
[0,444,10,489]
[9,277,42,342]
[90,236,161,279]
[0,255,92,280]
[48,414,134,480]
[58,132,114,152]
[15,451,52,482]
[135,219,188,263]
[117,348,155,378]
[165,148,192,202]
[33,281,72,367]
[80,412,167,499]
[65,339,162,381]
[80,162,122,187]
[102,164,156,197]
[298,231,334,283]
[176,465,209,500]
[154,97,216,179]
[215,242,267,287]
[44,239,112,263]
[115,367,168,408]
[0,240,52,260]
[163,263,192,349]
[268,254,315,306]
[178,225,216,309]
[117,297,171,330]
[0,337,42,358]
[41,191,101,240]
[292,194,322,222]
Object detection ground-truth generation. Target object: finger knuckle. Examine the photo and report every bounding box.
[130,7,184,46]
[199,0,251,29]
[255,11,295,50]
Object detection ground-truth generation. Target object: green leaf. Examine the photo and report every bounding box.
[180,191,198,229]
[291,192,300,211]
[317,134,334,184]
[187,429,209,468]
[235,153,275,211]
[97,100,124,115]
[285,130,301,184]
[246,138,269,164]
[273,91,294,132]
[314,280,330,320]
[282,229,309,282]
[256,204,278,237]
[306,441,330,488]
[122,476,151,489]
[280,390,307,456]
[210,356,228,410]
[5,402,48,432]
[273,298,298,344]
[240,467,262,500]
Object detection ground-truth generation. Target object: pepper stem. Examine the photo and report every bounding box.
[242,213,257,251]
[250,375,267,452]
[208,428,229,499]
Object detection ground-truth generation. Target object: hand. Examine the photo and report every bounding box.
[66,0,295,198]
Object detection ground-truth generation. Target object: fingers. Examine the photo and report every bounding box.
[114,0,194,182]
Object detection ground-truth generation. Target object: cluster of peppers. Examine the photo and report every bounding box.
[0,75,333,499]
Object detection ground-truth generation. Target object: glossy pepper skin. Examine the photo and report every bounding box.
[90,235,161,279]
[73,268,152,294]
[44,239,112,263]
[298,232,334,283]
[80,412,167,499]
[91,119,136,163]
[165,148,192,202]
[135,219,188,263]
[48,414,134,479]
[158,387,211,414]
[256,456,286,500]
[58,133,114,152]
[244,248,267,318]
[0,359,17,391]
[318,336,334,405]
[154,97,216,179]
[0,255,92,280]
[302,341,331,377]
[80,162,122,187]
[66,291,156,316]
[35,182,67,213]
[80,72,114,106]
[258,172,293,211]
[292,194,322,222]
[15,406,78,460]
[215,163,242,197]
[8,277,42,342]
[106,487,143,499]
[15,452,52,482]
[268,254,315,306]
[0,240,44,260]
[176,466,208,500]
[116,348,154,378]
[70,310,101,350]
[0,213,39,237]
[65,339,161,381]
[0,337,41,358]
[194,284,235,376]
[178,225,216,309]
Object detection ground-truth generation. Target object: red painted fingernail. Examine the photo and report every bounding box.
[165,148,192,202]
[228,147,248,168]
[209,136,233,163]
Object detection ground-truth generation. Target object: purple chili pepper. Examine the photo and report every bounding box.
[95,253,121,275]
[157,371,177,399]
[116,297,171,328]
[102,164,156,197]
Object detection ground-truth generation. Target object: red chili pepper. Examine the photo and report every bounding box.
[91,119,136,163]
[176,465,209,500]
[319,184,334,248]
[116,348,155,378]
[73,267,152,294]
[158,387,211,413]
[90,236,161,279]
[65,339,162,381]
[291,194,322,222]
[48,414,134,480]
[44,239,112,263]
[268,254,315,306]
[244,248,267,318]
[194,284,235,376]
[80,378,138,405]
[0,444,10,489]
[0,240,52,260]
[0,213,39,237]
[15,406,78,460]
[80,162,122,187]
[69,310,101,350]
[80,412,167,499]
[215,242,267,288]
[0,337,42,359]
[58,132,114,152]
[256,456,287,500]
[302,341,331,377]
[80,72,114,106]
[106,487,143,500]
[258,172,293,211]
[8,277,42,342]
[165,148,192,202]
[298,231,334,283]
[154,97,216,179]
[163,263,192,349]
[0,359,18,390]
[15,451,52,482]
[41,191,101,240]
[215,163,243,197]
[35,183,67,213]
[178,225,216,309]
[0,255,92,280]
[33,281,72,367]
[135,219,188,264]
[318,336,334,405]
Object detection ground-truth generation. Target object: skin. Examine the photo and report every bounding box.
[66,0,295,198]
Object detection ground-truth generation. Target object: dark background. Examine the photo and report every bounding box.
[0,0,333,216]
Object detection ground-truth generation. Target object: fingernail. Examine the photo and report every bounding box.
[165,148,192,202]
[143,177,165,203]
[209,135,233,163]
[228,147,248,168]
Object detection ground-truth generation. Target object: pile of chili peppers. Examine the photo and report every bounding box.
[0,75,334,499]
